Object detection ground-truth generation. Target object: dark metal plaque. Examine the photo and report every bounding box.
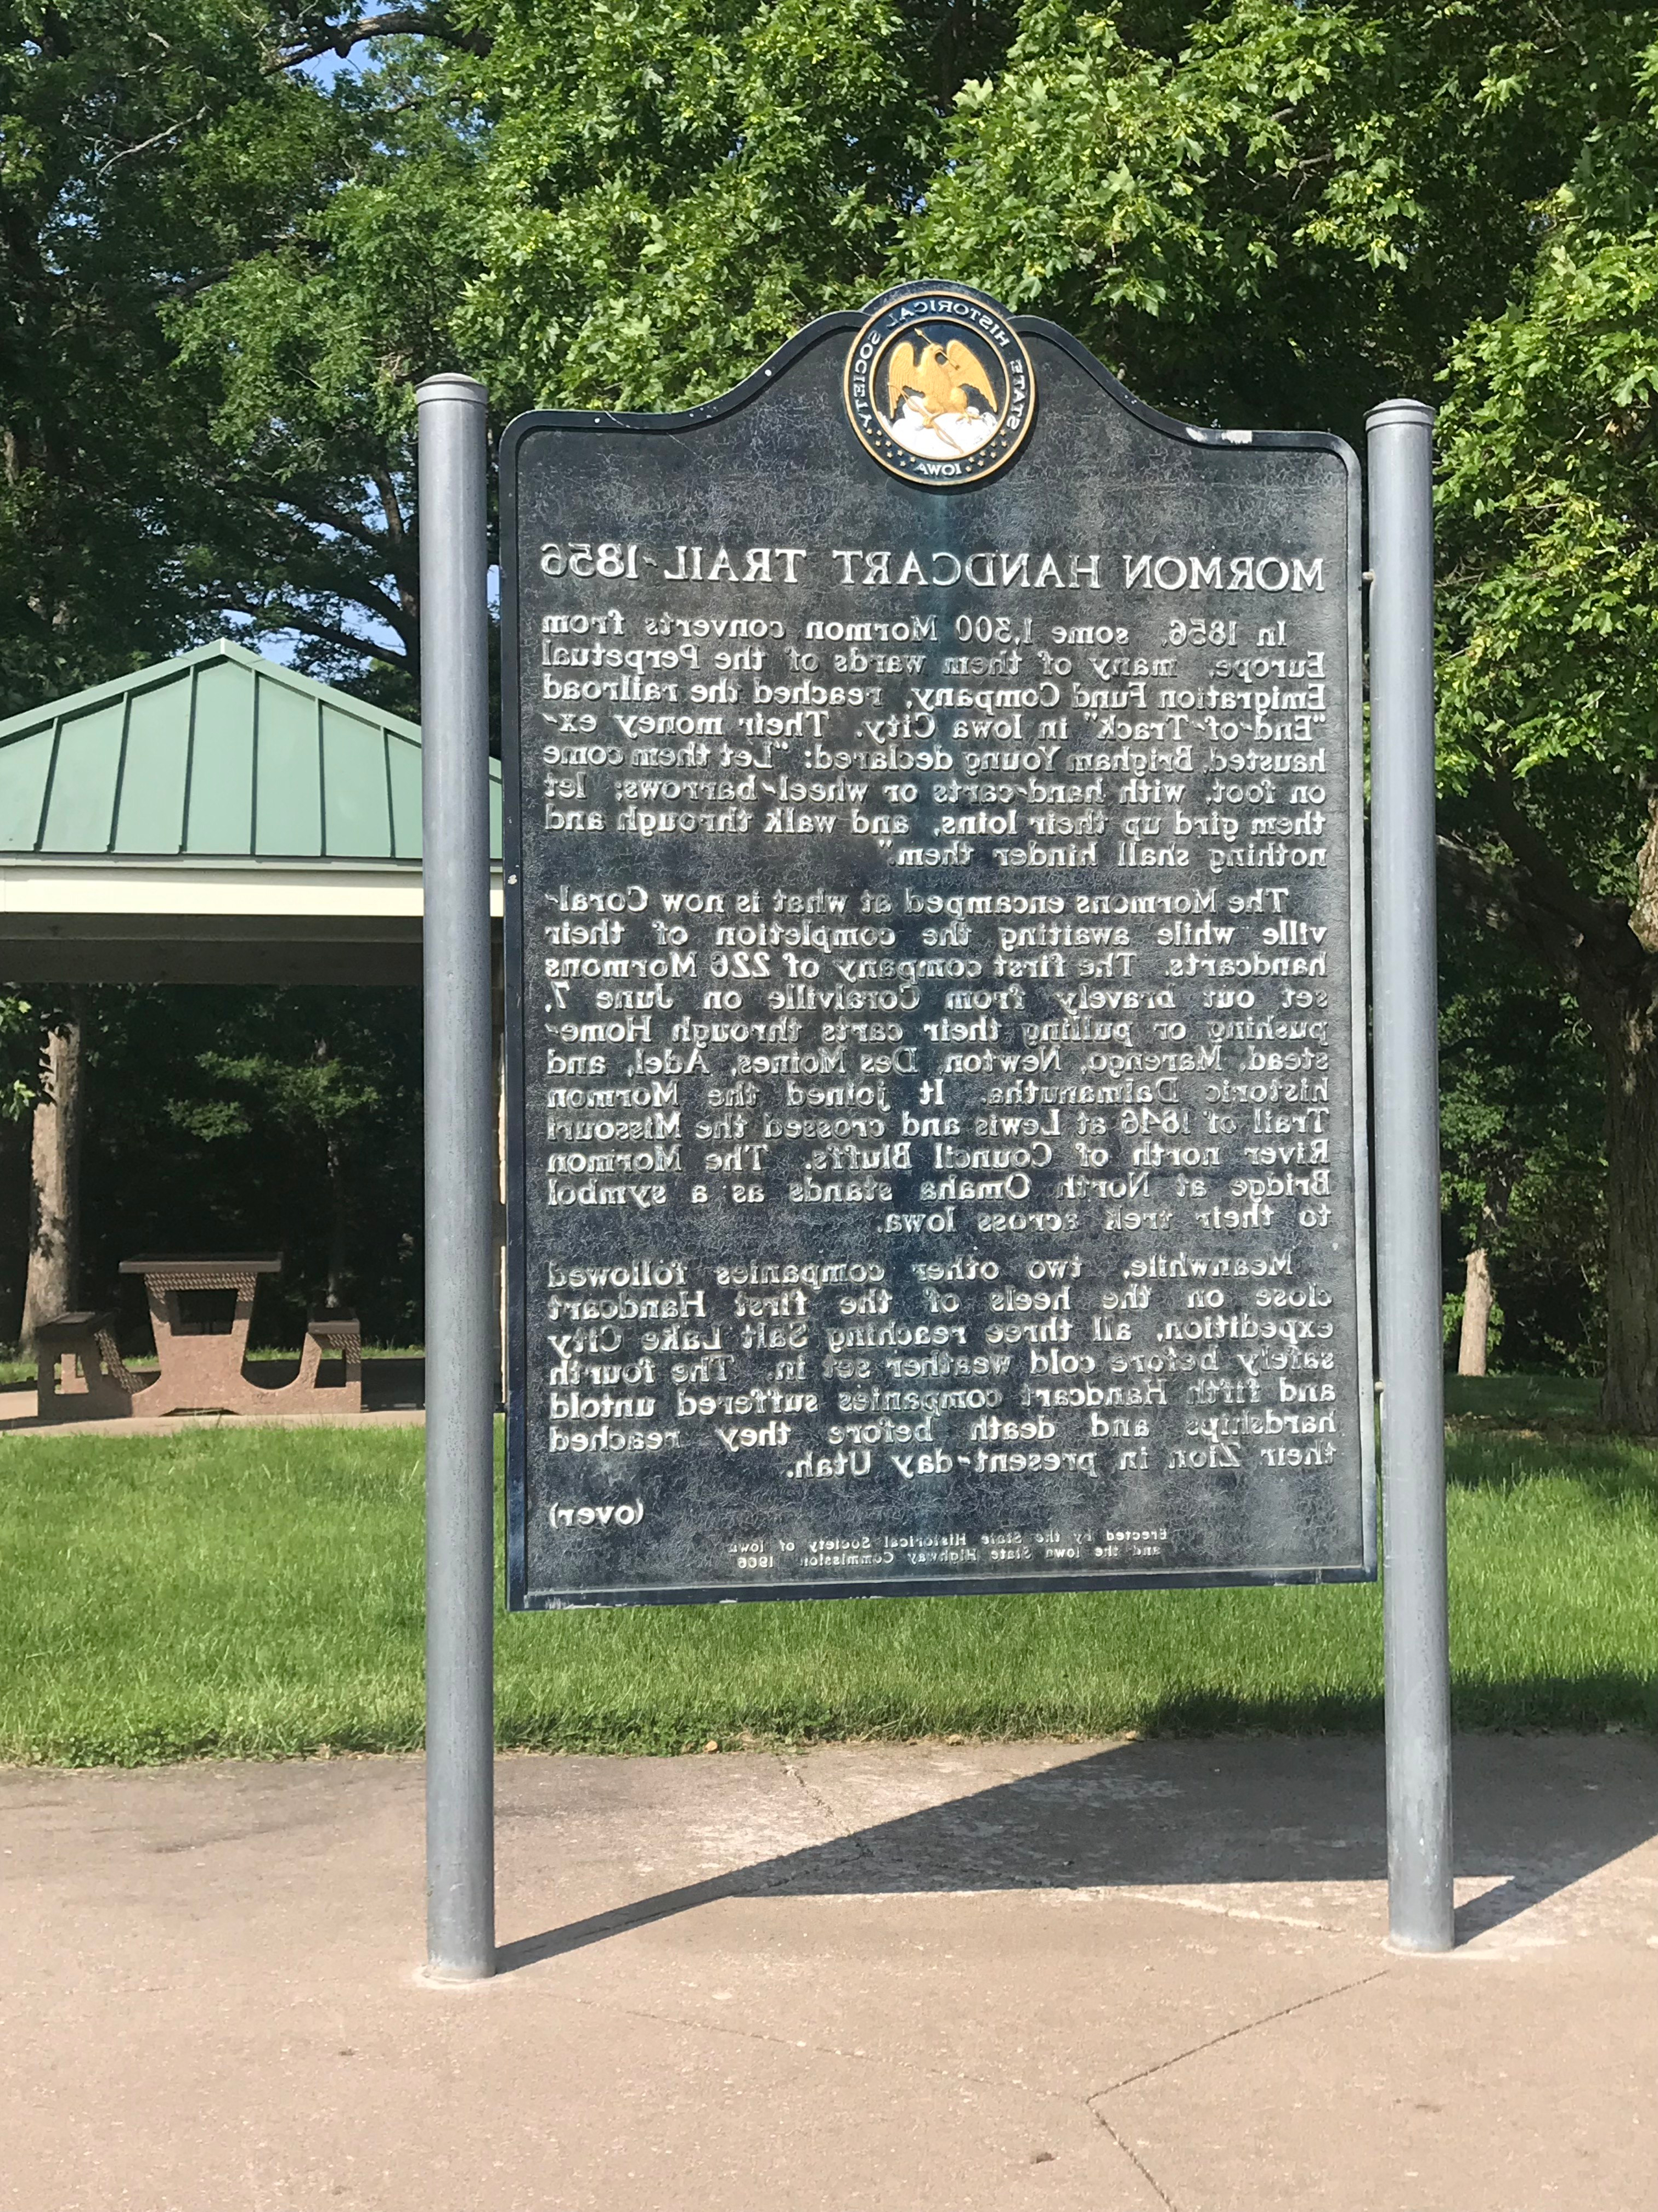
[501,284,1373,1610]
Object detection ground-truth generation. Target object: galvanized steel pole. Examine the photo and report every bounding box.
[1367,399,1454,1954]
[418,373,496,1981]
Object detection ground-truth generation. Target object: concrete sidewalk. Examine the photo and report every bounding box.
[2,1735,1654,2212]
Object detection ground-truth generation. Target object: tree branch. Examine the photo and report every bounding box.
[229,499,415,633]
[94,101,217,177]
[1634,788,1658,956]
[342,574,416,636]
[1440,810,1658,1053]
[216,600,411,670]
[1479,765,1646,978]
[369,463,406,552]
[273,9,492,72]
[95,6,491,171]
[263,490,387,552]
[1437,832,1544,950]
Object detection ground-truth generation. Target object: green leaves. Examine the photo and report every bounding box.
[166,41,489,695]
[80,982,426,1334]
[0,3,352,707]
[1436,40,1658,918]
[8,1,1658,799]
[0,995,42,1125]
[188,1047,382,1140]
[457,0,956,412]
[1438,922,1606,1370]
[907,2,1609,433]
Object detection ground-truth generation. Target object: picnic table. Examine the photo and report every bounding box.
[34,1256,362,1420]
[120,1254,283,1415]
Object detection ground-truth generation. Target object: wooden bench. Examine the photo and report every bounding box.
[34,1311,144,1422]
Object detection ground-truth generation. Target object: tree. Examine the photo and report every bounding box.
[169,35,489,706]
[1436,36,1658,1427]
[173,1033,384,1312]
[454,0,1007,414]
[17,991,88,1352]
[1,2,336,710]
[442,0,1658,1423]
[1438,918,1605,1376]
[0,993,60,1353]
[908,2,1647,439]
[0,3,488,716]
[448,2,1630,436]
[0,988,95,1353]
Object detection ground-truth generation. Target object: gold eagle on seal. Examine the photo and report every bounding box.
[879,332,1002,460]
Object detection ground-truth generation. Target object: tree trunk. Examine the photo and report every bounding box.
[325,1128,349,1313]
[1439,781,1658,1433]
[1600,1003,1658,1432]
[1457,1247,1493,1377]
[19,993,87,1355]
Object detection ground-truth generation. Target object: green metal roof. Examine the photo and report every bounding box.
[0,641,501,862]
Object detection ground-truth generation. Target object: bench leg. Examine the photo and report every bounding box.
[263,1329,362,1414]
[35,1353,64,1422]
[36,1344,136,1422]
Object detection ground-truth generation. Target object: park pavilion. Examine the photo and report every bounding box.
[0,639,501,984]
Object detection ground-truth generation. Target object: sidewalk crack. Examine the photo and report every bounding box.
[1087,1966,1390,2103]
[774,1752,880,1862]
[1090,2106,1183,2211]
[556,1984,1079,2107]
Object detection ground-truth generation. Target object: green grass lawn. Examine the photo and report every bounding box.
[1,1375,1652,1764]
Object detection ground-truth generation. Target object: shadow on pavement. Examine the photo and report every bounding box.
[496,1733,1658,1972]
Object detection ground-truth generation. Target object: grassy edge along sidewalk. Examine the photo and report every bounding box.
[1,1378,1653,1764]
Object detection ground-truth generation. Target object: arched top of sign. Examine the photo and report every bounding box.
[500,283,1358,488]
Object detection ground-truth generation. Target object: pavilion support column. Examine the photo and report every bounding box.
[20,990,87,1355]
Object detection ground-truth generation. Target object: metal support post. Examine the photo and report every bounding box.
[418,373,496,1980]
[1367,399,1454,1953]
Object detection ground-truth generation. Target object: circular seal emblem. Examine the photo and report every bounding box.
[844,284,1035,486]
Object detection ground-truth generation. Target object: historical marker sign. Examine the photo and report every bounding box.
[501,284,1374,1609]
